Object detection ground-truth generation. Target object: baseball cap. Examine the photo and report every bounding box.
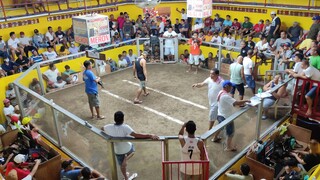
[3,99,10,104]
[312,15,320,20]
[62,160,73,169]
[283,42,291,47]
[11,115,19,123]
[22,116,32,125]
[270,11,276,15]
[222,80,235,88]
[14,154,27,164]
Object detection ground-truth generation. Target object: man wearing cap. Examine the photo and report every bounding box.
[61,160,82,180]
[276,42,293,71]
[133,52,149,104]
[102,111,158,180]
[299,16,320,50]
[5,154,31,180]
[18,31,37,58]
[287,22,303,45]
[1,58,20,75]
[15,53,30,72]
[3,99,20,129]
[83,60,105,119]
[6,159,41,180]
[217,80,250,151]
[268,11,281,41]
[0,35,10,60]
[192,68,224,140]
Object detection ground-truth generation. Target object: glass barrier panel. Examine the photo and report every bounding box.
[53,110,111,178]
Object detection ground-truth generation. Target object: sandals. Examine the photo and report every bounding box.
[143,92,150,97]
[97,115,105,120]
[224,147,237,152]
[133,100,142,104]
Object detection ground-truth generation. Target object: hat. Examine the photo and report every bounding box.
[22,116,32,125]
[270,11,276,15]
[13,154,26,164]
[3,99,10,104]
[222,80,235,88]
[312,16,320,20]
[62,160,73,169]
[11,115,19,123]
[283,42,291,47]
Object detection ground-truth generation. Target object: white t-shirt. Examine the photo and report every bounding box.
[293,62,303,86]
[198,54,205,62]
[223,37,235,47]
[44,69,59,82]
[218,91,236,118]
[159,22,165,34]
[181,13,188,20]
[203,77,223,107]
[8,38,20,49]
[243,57,253,75]
[19,37,31,45]
[6,89,16,99]
[3,105,15,124]
[304,66,320,86]
[22,174,32,180]
[163,31,177,47]
[45,31,54,41]
[111,29,118,37]
[43,51,57,60]
[255,41,269,51]
[118,59,128,67]
[54,81,66,88]
[103,124,134,154]
[211,36,222,44]
[127,54,137,63]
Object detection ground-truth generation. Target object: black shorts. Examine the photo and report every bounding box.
[230,83,245,96]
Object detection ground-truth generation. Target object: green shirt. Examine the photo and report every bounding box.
[310,55,320,70]
[242,22,253,29]
[63,69,76,76]
[230,62,243,85]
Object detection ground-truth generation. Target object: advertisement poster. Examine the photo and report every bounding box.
[187,0,212,18]
[73,14,111,46]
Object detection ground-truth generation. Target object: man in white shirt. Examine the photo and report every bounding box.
[210,32,222,45]
[192,68,224,141]
[118,55,128,68]
[110,25,119,38]
[0,36,10,60]
[42,63,60,89]
[176,8,188,22]
[8,32,24,60]
[163,26,177,61]
[230,56,246,100]
[3,99,20,129]
[127,49,137,64]
[158,17,165,34]
[254,36,273,63]
[101,111,158,180]
[223,33,235,50]
[243,50,256,94]
[43,46,57,61]
[45,26,58,51]
[18,31,37,58]
[293,60,320,116]
[5,83,16,106]
[217,81,250,151]
[286,53,303,93]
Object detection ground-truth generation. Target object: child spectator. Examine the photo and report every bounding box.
[118,54,127,68]
[54,76,66,88]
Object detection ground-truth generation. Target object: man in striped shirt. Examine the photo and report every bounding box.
[30,50,44,65]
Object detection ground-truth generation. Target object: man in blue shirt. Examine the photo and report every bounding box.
[60,160,82,180]
[1,58,20,75]
[83,60,105,120]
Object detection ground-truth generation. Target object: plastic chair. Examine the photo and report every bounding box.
[308,164,319,176]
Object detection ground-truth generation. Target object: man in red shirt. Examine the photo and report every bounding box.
[117,12,125,39]
[230,18,241,36]
[250,19,264,37]
[187,32,202,74]
[204,16,213,33]
[5,154,31,180]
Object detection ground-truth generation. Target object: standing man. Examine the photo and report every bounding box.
[133,52,149,104]
[178,121,205,179]
[163,26,178,61]
[187,32,202,74]
[268,11,281,41]
[101,111,158,180]
[230,56,246,100]
[192,68,223,141]
[83,60,105,120]
[217,81,250,151]
[243,50,256,94]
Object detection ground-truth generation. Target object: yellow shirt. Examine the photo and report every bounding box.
[205,35,213,42]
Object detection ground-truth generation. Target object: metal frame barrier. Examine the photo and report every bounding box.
[11,36,292,179]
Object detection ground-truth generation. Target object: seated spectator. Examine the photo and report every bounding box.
[6,159,41,180]
[230,18,241,36]
[0,67,6,77]
[262,74,287,119]
[211,32,222,45]
[43,46,58,61]
[80,167,104,180]
[42,63,60,89]
[15,53,30,72]
[1,58,19,75]
[5,154,31,179]
[309,47,320,70]
[8,115,21,130]
[127,49,137,64]
[292,60,320,116]
[275,42,293,71]
[279,164,300,180]
[30,50,44,65]
[55,26,69,48]
[304,40,319,57]
[8,32,24,60]
[299,16,320,50]
[3,99,20,128]
[221,15,232,37]
[240,17,253,39]
[32,29,47,49]
[290,139,320,172]
[18,31,37,58]
[211,13,224,32]
[287,22,303,45]
[179,19,189,38]
[112,32,121,45]
[67,25,75,43]
[110,25,119,38]
[61,160,82,180]
[29,78,42,94]
[118,54,128,68]
[0,36,10,60]
[5,83,16,106]
[122,51,132,66]
[222,52,233,64]
[107,58,118,72]
[246,35,255,50]
[198,50,205,66]
[203,16,213,33]
[45,26,58,51]
[273,31,292,52]
[58,46,70,61]
[223,33,236,50]
[54,76,66,88]
[204,31,213,42]
[198,31,206,42]
[262,19,271,37]
[255,36,272,63]
[225,163,253,180]
[248,20,264,38]
[69,42,79,55]
[62,65,77,84]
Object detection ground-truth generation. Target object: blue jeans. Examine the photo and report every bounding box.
[34,41,48,48]
[0,50,9,59]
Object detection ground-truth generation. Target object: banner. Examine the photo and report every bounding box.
[187,0,212,18]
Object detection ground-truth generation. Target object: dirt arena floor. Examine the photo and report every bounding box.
[45,64,288,179]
